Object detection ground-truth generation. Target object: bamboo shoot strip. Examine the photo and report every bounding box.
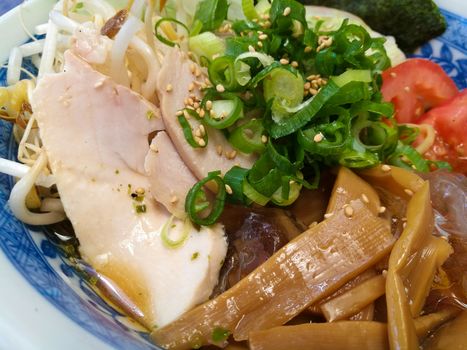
[386,182,432,350]
[326,167,381,216]
[248,309,460,350]
[358,165,425,200]
[406,236,453,317]
[424,311,467,350]
[308,268,377,316]
[350,303,375,321]
[151,200,394,349]
[320,274,386,322]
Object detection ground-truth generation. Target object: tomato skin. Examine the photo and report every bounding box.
[418,90,467,174]
[381,58,459,123]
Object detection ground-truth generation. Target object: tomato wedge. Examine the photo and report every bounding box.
[417,90,467,174]
[381,59,459,123]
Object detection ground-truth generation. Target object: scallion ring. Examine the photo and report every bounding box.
[228,119,265,154]
[177,109,208,148]
[161,216,191,249]
[185,171,226,226]
[154,17,189,47]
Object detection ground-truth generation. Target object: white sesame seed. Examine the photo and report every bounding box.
[183,110,190,119]
[344,206,354,217]
[324,213,334,219]
[404,86,410,92]
[199,109,206,118]
[304,82,311,90]
[248,45,256,52]
[309,221,318,228]
[257,41,263,48]
[190,64,196,74]
[361,194,369,204]
[381,164,391,172]
[216,145,223,156]
[304,46,312,53]
[313,132,324,142]
[206,100,213,110]
[166,84,173,92]
[390,72,397,78]
[225,184,233,194]
[404,188,414,196]
[199,124,206,136]
[291,61,299,68]
[198,138,206,147]
[216,84,225,92]
[188,83,195,92]
[379,206,386,214]
[261,135,268,144]
[283,7,291,16]
[259,34,268,40]
[309,88,318,95]
[176,110,183,116]
[280,58,289,65]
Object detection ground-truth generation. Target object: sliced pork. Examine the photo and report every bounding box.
[145,131,198,218]
[32,51,227,328]
[157,48,256,181]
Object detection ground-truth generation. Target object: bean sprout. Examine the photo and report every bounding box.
[7,48,23,85]
[8,151,65,225]
[111,15,142,86]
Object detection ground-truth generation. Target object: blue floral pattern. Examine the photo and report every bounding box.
[0,5,465,350]
[411,9,467,89]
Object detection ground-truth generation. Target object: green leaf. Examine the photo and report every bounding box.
[194,0,229,32]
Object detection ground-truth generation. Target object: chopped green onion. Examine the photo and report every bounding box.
[223,166,251,204]
[161,216,191,248]
[190,19,204,36]
[263,68,304,123]
[194,0,229,32]
[331,69,372,87]
[189,32,225,60]
[266,140,299,174]
[387,142,430,172]
[234,60,252,86]
[271,173,303,206]
[241,0,259,20]
[269,0,307,27]
[185,171,226,226]
[339,149,380,168]
[334,22,371,57]
[298,120,348,156]
[208,56,241,91]
[177,110,208,148]
[242,180,270,206]
[236,52,275,67]
[269,80,340,138]
[202,93,244,129]
[154,18,189,47]
[228,119,266,154]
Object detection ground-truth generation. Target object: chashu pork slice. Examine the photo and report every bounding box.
[157,47,256,182]
[32,51,228,328]
[145,131,198,219]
